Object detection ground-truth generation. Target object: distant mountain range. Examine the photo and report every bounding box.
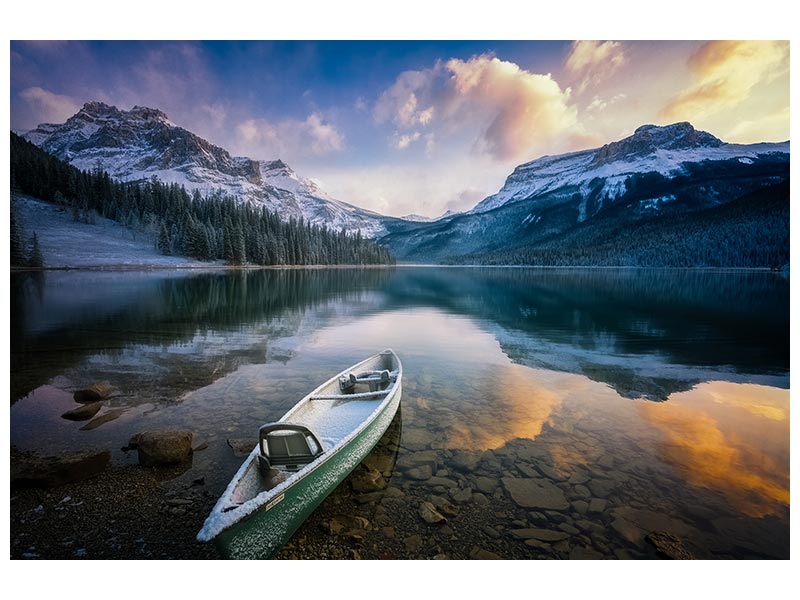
[380,122,789,266]
[22,106,790,267]
[23,102,399,237]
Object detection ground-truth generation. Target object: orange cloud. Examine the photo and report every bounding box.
[565,40,626,95]
[661,40,789,122]
[374,54,580,161]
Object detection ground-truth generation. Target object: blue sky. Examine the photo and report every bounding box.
[10,40,790,217]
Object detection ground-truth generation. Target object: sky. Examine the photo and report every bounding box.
[10,40,790,218]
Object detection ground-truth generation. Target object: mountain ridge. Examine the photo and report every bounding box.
[381,122,789,265]
[24,101,396,237]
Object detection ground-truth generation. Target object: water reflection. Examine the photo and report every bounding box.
[11,267,789,408]
[640,382,789,518]
[10,266,789,558]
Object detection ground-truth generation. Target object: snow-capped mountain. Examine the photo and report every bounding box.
[381,122,789,262]
[24,102,391,237]
[401,213,435,223]
[473,122,787,217]
[401,209,460,223]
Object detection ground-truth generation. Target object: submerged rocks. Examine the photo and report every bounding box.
[501,477,569,510]
[474,476,498,495]
[610,506,695,546]
[79,408,126,431]
[588,498,608,513]
[429,495,459,517]
[646,532,695,560]
[406,465,434,481]
[61,401,103,421]
[426,476,458,489]
[73,383,113,404]
[350,466,387,493]
[11,449,111,488]
[450,450,481,473]
[326,515,370,535]
[396,450,438,473]
[134,430,193,466]
[469,546,503,560]
[419,501,447,524]
[510,528,569,542]
[401,428,435,451]
[226,438,256,457]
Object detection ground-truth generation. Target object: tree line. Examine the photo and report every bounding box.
[450,180,789,268]
[10,132,394,267]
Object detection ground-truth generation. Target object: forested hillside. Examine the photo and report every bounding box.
[453,181,789,267]
[10,132,394,267]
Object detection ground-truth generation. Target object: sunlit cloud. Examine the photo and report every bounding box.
[19,86,80,124]
[395,131,421,150]
[565,40,626,96]
[586,93,627,114]
[312,156,513,218]
[235,112,345,160]
[661,41,789,125]
[374,53,580,162]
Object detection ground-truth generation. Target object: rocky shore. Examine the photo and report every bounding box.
[10,411,788,560]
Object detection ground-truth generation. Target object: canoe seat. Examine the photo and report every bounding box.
[258,423,324,473]
[339,373,358,392]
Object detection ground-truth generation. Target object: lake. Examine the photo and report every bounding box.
[10,266,790,559]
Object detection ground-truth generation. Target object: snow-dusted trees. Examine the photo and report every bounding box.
[10,131,395,267]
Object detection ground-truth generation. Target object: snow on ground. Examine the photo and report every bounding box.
[13,194,223,269]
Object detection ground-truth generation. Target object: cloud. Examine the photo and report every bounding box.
[586,93,627,113]
[395,131,421,150]
[661,40,789,122]
[19,86,80,124]
[444,187,485,213]
[200,103,227,129]
[565,41,626,95]
[374,54,579,161]
[235,112,344,160]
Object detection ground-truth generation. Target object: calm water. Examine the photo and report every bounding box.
[10,267,790,559]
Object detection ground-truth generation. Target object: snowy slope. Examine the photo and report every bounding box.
[380,122,790,262]
[13,194,222,268]
[23,102,390,237]
[473,122,789,217]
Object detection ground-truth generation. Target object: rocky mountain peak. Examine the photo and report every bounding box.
[22,101,391,237]
[129,105,171,122]
[592,122,723,166]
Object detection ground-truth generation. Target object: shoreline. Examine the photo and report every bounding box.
[10,263,786,274]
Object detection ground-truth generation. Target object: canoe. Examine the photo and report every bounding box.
[197,349,402,559]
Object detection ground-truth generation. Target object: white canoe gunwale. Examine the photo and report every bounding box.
[197,349,402,545]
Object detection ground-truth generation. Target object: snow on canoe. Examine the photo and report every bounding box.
[197,349,402,558]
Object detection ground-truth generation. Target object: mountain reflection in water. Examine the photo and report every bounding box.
[10,266,789,558]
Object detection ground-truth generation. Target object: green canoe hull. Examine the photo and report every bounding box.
[214,383,401,559]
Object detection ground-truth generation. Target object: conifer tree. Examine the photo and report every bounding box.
[28,232,44,268]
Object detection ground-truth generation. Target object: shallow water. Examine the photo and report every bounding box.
[10,267,790,558]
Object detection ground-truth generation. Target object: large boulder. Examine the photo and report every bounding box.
[11,449,111,488]
[73,383,113,404]
[134,430,193,466]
